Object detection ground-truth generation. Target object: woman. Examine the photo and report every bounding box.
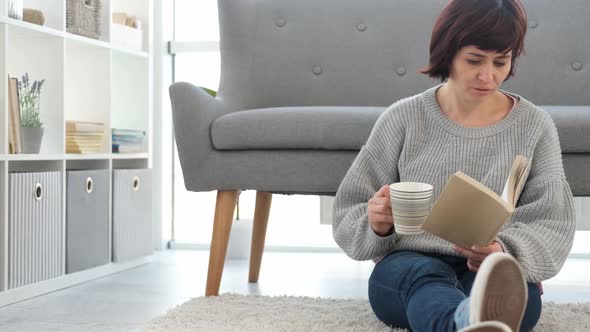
[332,0,576,331]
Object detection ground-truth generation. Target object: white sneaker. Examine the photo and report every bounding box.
[469,252,528,331]
[458,320,512,332]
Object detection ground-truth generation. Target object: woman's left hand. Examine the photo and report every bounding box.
[453,241,504,272]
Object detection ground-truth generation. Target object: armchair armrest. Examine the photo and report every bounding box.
[169,82,234,179]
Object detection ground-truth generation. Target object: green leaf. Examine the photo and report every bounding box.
[200,87,217,97]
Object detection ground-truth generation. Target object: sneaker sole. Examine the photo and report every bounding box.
[458,320,512,332]
[469,253,527,331]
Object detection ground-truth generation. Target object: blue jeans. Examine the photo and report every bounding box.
[368,251,542,332]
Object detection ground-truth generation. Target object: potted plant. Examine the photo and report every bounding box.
[18,73,45,153]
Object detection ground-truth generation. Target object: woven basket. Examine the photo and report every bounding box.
[66,0,101,39]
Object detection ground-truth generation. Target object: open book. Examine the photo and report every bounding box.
[420,155,530,248]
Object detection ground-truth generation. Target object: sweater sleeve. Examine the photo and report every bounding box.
[332,107,404,261]
[496,117,576,282]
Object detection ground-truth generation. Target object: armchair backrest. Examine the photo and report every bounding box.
[217,0,589,110]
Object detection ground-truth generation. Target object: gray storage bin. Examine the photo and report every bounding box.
[112,168,152,262]
[8,171,63,289]
[66,169,110,273]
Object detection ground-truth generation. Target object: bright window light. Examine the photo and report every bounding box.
[174,0,219,42]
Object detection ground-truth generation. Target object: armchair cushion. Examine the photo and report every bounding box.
[211,106,384,150]
[211,105,590,153]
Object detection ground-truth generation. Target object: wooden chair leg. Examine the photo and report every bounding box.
[249,191,272,282]
[206,190,239,296]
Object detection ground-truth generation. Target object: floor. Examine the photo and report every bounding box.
[0,249,589,331]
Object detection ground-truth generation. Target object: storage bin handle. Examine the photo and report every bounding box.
[86,177,94,194]
[34,183,43,201]
[84,0,95,9]
[132,176,140,191]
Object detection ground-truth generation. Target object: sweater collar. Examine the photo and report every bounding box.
[421,84,532,138]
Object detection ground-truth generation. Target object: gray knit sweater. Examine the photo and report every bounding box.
[332,85,576,282]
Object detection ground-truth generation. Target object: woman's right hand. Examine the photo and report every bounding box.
[368,184,395,236]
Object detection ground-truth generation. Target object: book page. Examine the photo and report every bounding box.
[512,158,531,207]
[507,155,530,207]
[500,179,509,204]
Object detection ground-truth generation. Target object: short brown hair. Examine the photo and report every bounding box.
[421,0,528,81]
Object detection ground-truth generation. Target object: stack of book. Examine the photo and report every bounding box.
[112,128,145,153]
[66,121,105,154]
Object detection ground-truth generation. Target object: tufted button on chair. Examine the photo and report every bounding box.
[170,0,590,296]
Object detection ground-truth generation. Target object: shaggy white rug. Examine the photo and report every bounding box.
[139,293,590,332]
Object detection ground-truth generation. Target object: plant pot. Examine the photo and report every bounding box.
[21,127,44,153]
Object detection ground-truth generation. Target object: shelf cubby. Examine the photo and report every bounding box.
[0,1,64,31]
[22,0,65,31]
[6,23,64,154]
[64,38,111,154]
[111,0,150,53]
[111,50,148,153]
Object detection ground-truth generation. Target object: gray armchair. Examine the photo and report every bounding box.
[169,0,590,296]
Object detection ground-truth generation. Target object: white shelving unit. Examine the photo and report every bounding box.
[0,0,153,306]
